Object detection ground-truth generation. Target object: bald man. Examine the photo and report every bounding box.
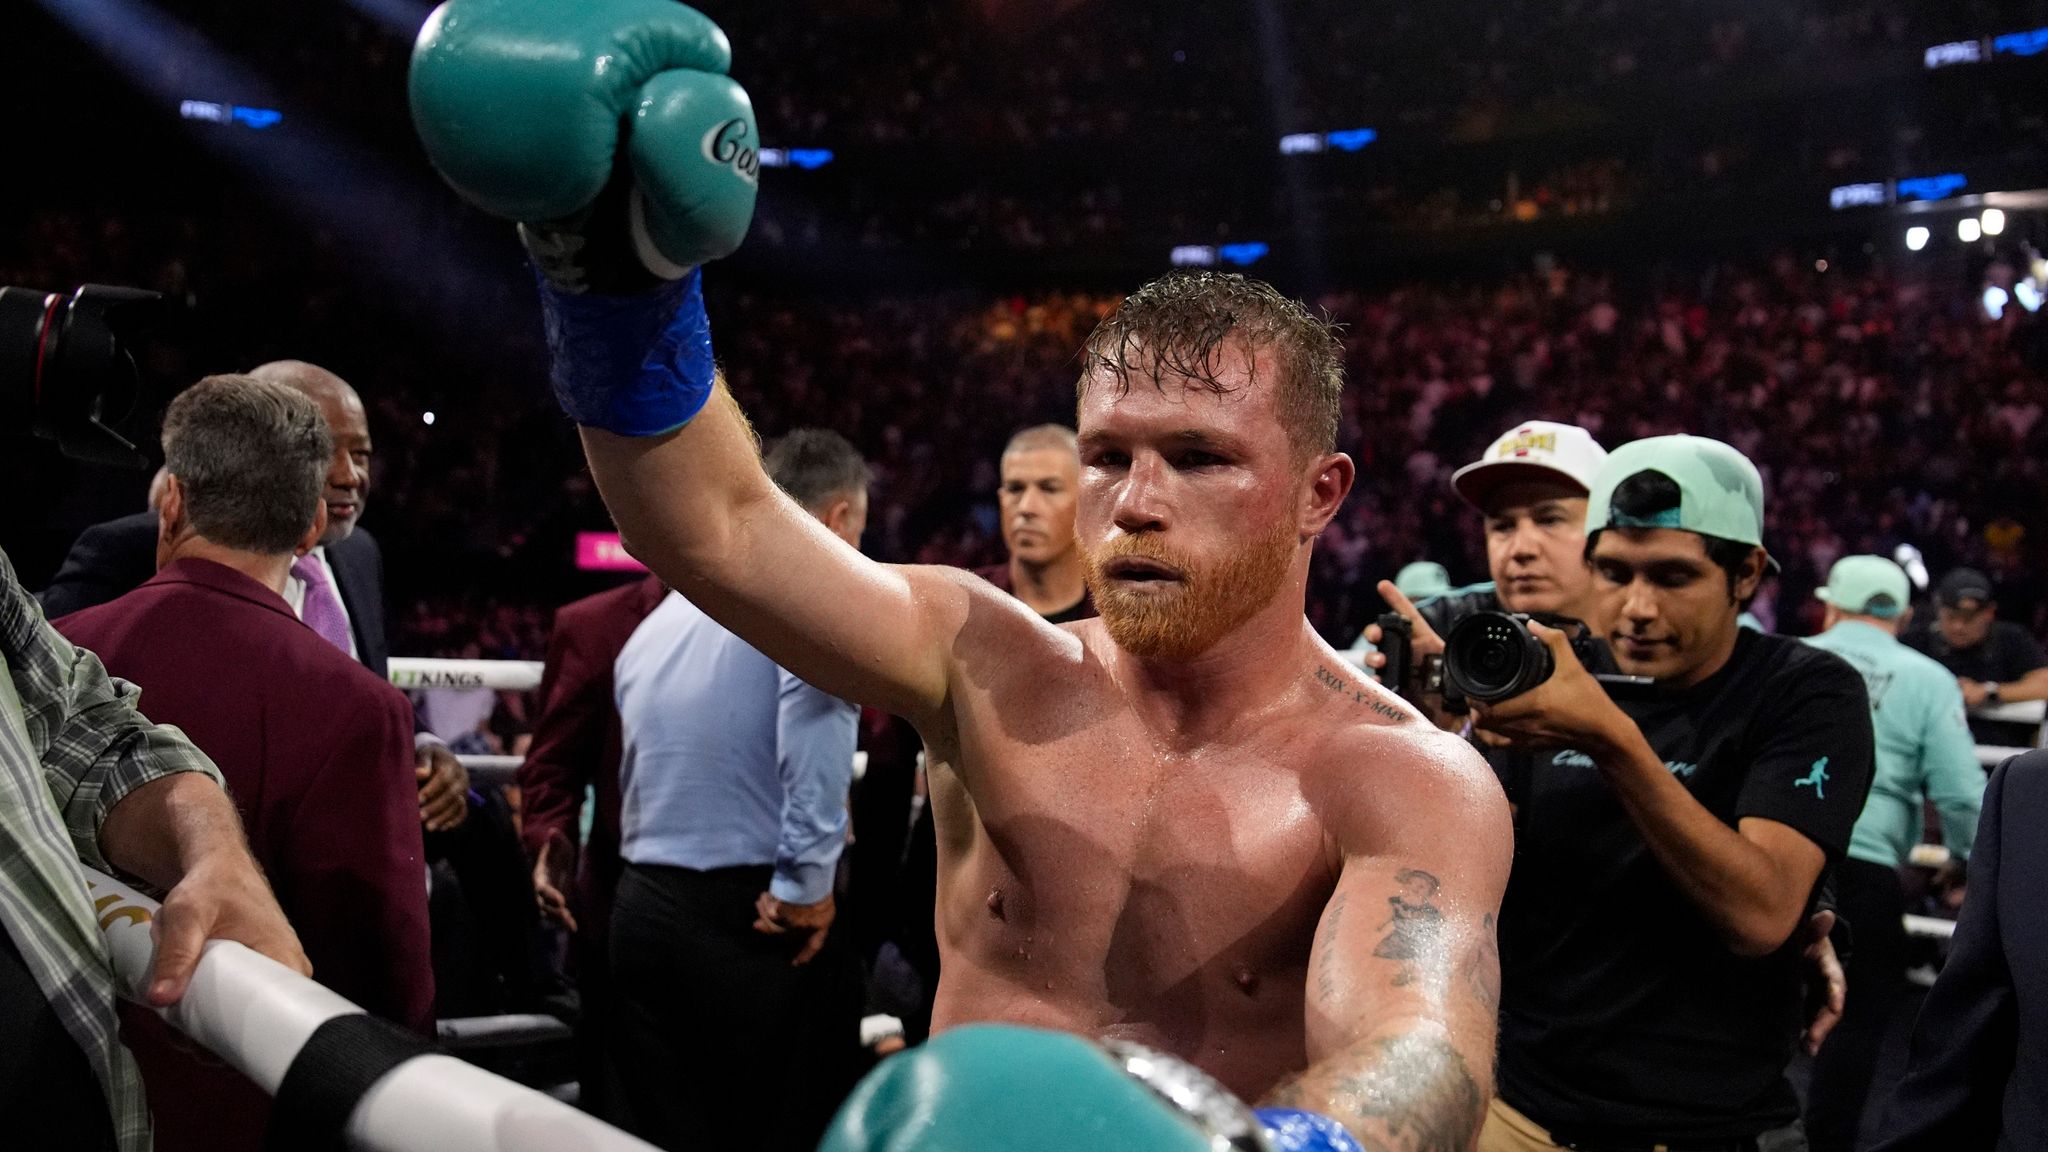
[39,361,389,672]
[245,361,379,626]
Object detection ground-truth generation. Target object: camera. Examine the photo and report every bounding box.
[1,284,162,467]
[1372,611,1444,700]
[1442,611,1655,703]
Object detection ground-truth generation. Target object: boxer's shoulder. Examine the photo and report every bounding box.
[1298,655,1507,848]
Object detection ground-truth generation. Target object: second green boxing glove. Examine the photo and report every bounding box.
[819,1025,1366,1152]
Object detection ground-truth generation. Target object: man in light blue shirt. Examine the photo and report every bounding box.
[606,429,869,1152]
[1802,554,1985,1152]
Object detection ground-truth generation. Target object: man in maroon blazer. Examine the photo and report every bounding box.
[518,570,666,1122]
[55,375,432,1152]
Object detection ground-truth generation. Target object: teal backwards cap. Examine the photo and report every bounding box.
[1586,435,1776,566]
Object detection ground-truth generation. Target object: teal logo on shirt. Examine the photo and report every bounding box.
[1794,756,1830,799]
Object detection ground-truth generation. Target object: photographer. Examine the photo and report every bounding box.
[1360,420,1607,694]
[1470,436,1875,1152]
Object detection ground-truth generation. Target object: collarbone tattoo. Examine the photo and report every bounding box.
[1313,664,1409,723]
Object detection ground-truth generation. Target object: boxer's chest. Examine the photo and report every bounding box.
[958,727,1331,998]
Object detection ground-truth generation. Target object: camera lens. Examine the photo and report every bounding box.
[1443,611,1555,702]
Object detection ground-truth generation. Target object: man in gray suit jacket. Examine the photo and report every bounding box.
[1873,750,2048,1151]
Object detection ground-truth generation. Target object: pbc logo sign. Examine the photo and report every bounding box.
[703,118,761,186]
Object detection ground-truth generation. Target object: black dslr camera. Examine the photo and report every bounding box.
[1,285,162,467]
[1442,611,1655,703]
[1373,611,1446,700]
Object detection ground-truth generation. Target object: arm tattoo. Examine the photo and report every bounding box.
[1463,913,1501,1015]
[1315,893,1350,1005]
[1315,664,1408,722]
[1325,1032,1485,1152]
[1373,869,1450,996]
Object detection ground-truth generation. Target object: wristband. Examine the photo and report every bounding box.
[1254,1108,1367,1152]
[534,265,715,436]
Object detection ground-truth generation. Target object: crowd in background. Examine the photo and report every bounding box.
[12,196,2047,722]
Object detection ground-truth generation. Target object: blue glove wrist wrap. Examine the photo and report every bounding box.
[1255,1107,1367,1152]
[535,265,715,436]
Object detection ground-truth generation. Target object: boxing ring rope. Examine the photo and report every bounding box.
[85,868,657,1152]
[389,658,545,693]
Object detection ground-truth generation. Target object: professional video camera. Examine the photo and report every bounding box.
[0,284,162,467]
[1442,611,1655,703]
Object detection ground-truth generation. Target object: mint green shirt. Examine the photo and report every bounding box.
[1803,620,1983,868]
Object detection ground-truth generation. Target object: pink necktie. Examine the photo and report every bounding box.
[290,554,352,654]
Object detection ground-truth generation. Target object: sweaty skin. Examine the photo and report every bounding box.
[580,344,1511,1147]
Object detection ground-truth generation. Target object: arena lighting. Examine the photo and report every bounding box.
[2016,279,2044,313]
[755,148,833,170]
[1894,545,1930,591]
[421,410,435,425]
[1923,25,2048,68]
[180,100,282,129]
[1896,173,1968,201]
[1982,208,2007,235]
[1994,26,2048,57]
[1960,217,1984,243]
[1219,242,1271,267]
[1170,244,1218,267]
[35,0,515,339]
[1906,226,1930,251]
[1275,127,1376,155]
[1829,182,1887,210]
[1984,285,2010,320]
[1924,39,1986,68]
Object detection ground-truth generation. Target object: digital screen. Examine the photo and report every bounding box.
[757,148,834,170]
[1170,243,1270,267]
[576,532,648,573]
[1278,127,1376,155]
[1829,182,1888,210]
[1896,173,1968,201]
[180,100,283,129]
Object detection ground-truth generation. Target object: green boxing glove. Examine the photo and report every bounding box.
[820,1024,1279,1152]
[409,0,759,434]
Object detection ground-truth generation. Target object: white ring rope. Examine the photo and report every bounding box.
[85,868,660,1152]
[389,658,544,693]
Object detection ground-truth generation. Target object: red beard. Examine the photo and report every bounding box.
[1083,518,1298,662]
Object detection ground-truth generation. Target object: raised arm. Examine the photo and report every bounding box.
[410,0,986,729]
[581,391,967,729]
[1265,731,1513,1152]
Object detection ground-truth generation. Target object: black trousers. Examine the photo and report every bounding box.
[0,919,116,1152]
[609,862,865,1152]
[1805,858,1909,1152]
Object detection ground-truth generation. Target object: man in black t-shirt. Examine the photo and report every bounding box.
[1903,567,2048,749]
[1470,436,1874,1152]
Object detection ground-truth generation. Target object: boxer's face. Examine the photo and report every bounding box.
[1591,528,1760,687]
[1076,343,1337,662]
[1481,481,1593,620]
[999,448,1080,566]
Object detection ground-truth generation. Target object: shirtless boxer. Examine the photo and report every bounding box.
[411,5,1510,1148]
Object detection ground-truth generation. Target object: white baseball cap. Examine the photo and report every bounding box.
[1451,421,1608,511]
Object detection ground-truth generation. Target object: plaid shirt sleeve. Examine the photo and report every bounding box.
[1,548,224,875]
